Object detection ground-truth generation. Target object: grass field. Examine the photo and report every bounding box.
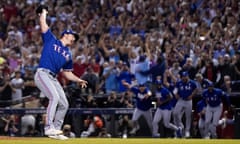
[0,137,239,144]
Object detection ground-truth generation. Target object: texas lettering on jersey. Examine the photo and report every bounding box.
[53,44,70,61]
[180,84,192,91]
[207,94,218,102]
[155,92,162,98]
[137,93,145,99]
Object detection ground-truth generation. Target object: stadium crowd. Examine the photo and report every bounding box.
[0,0,239,139]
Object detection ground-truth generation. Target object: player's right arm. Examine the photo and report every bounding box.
[122,81,132,89]
[62,71,87,88]
[39,9,49,33]
[144,90,152,99]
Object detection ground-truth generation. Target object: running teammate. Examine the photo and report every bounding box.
[123,82,153,135]
[152,80,182,138]
[173,71,197,138]
[202,82,230,138]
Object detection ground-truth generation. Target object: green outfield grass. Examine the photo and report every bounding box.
[0,137,239,144]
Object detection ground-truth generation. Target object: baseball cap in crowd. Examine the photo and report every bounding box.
[0,57,6,65]
[181,71,189,77]
[61,29,79,42]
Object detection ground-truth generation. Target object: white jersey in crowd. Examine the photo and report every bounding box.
[129,56,139,74]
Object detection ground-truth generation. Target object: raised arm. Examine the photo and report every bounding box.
[36,5,49,33]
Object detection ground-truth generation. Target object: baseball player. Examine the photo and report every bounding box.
[122,82,153,135]
[152,80,182,138]
[34,5,87,140]
[173,71,197,138]
[196,99,207,138]
[202,82,230,138]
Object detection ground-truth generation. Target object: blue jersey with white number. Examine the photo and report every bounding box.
[175,80,197,100]
[130,87,152,111]
[155,87,172,110]
[202,88,228,107]
[38,29,73,74]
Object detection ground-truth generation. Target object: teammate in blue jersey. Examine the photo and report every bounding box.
[163,69,178,109]
[152,80,182,138]
[202,82,230,138]
[34,7,87,140]
[196,99,207,138]
[122,82,152,135]
[173,71,197,138]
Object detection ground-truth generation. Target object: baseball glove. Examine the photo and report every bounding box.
[36,5,48,15]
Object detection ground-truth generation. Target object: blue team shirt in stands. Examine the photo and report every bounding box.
[130,87,152,111]
[38,29,73,74]
[116,71,134,92]
[109,25,122,37]
[135,59,150,84]
[103,67,118,92]
[155,87,172,110]
[175,80,197,100]
[202,88,229,107]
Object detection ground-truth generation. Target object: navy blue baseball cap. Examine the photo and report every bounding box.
[181,71,189,77]
[61,29,79,42]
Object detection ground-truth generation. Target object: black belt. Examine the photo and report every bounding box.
[38,68,56,78]
[182,97,191,101]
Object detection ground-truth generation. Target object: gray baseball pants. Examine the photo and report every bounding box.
[34,68,69,131]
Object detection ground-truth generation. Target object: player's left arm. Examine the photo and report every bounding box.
[37,6,49,33]
[62,71,87,88]
[188,88,197,100]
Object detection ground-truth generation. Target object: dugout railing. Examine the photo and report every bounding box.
[0,107,239,138]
